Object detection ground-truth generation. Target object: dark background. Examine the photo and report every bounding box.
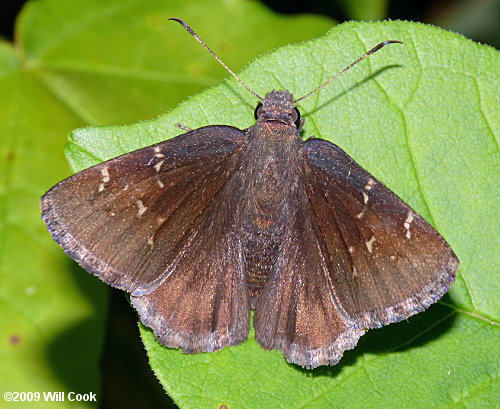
[1,1,497,408]
[2,0,499,46]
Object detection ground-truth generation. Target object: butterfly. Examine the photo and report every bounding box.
[40,19,458,369]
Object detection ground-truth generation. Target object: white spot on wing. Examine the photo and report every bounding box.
[348,246,354,253]
[364,178,374,190]
[362,191,369,204]
[405,212,414,224]
[356,191,369,218]
[101,167,110,183]
[136,200,147,217]
[404,212,414,239]
[148,235,154,247]
[154,146,165,158]
[98,166,110,191]
[365,236,376,253]
[156,178,164,188]
[155,160,164,173]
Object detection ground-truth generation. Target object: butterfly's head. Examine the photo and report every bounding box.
[254,90,301,128]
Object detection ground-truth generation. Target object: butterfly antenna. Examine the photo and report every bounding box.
[170,18,264,101]
[293,40,403,103]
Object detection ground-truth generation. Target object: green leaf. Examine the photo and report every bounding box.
[0,0,333,407]
[18,0,333,126]
[67,21,499,408]
[0,41,106,407]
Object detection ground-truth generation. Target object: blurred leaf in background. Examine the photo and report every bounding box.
[0,1,498,409]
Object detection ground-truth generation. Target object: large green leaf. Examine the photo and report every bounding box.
[0,43,105,409]
[66,20,499,409]
[0,1,332,408]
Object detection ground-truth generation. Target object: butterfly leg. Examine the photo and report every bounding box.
[175,123,193,132]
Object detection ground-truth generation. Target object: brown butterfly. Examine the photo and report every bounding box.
[41,19,458,369]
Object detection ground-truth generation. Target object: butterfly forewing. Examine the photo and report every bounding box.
[303,138,458,329]
[41,126,246,295]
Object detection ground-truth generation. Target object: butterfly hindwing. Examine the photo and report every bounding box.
[41,126,246,295]
[253,165,364,369]
[131,163,251,352]
[303,138,458,329]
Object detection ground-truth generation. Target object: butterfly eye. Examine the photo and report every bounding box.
[254,103,263,120]
[293,107,301,127]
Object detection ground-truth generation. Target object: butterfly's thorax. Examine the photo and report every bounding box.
[241,114,304,307]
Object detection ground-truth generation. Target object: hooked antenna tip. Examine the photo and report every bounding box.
[169,18,188,29]
[383,40,404,45]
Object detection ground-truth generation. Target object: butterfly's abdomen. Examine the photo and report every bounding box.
[240,124,303,308]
